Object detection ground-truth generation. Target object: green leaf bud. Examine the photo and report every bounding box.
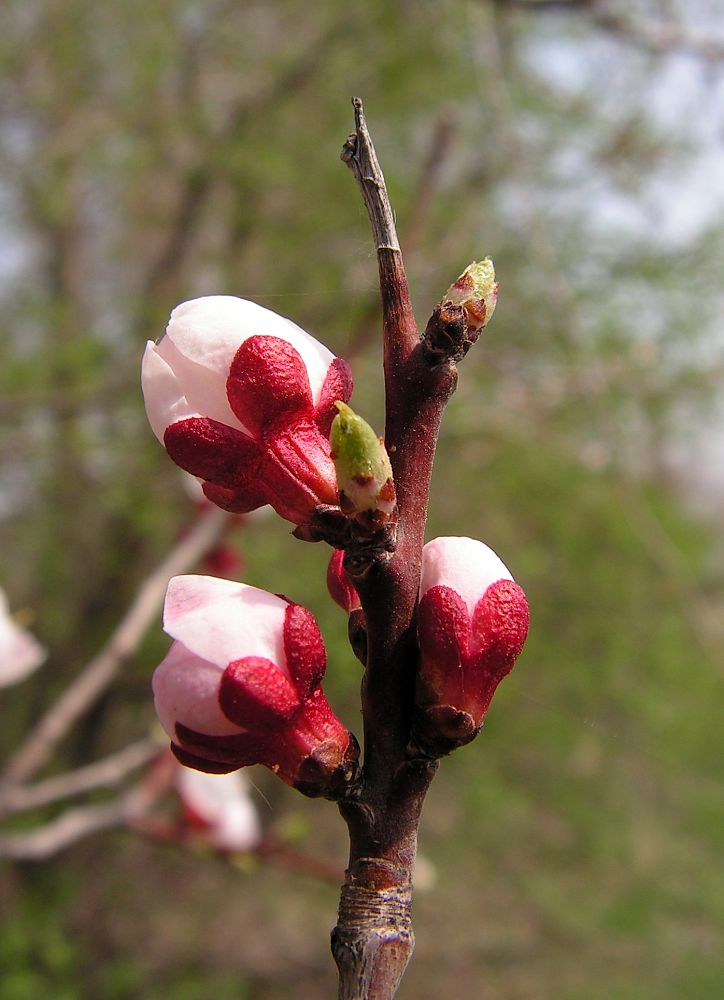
[329,402,396,516]
[443,258,498,331]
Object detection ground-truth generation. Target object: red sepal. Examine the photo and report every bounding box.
[470,579,529,667]
[315,358,354,435]
[202,481,269,514]
[164,417,262,489]
[227,336,313,436]
[174,722,264,766]
[219,656,300,728]
[415,579,529,744]
[202,544,242,577]
[264,421,338,510]
[297,686,350,745]
[283,603,327,699]
[418,585,469,705]
[170,744,239,775]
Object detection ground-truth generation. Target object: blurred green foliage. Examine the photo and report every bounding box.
[1,0,723,997]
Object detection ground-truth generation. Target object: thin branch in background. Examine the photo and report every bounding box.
[255,838,342,886]
[132,813,345,886]
[0,783,156,862]
[1,789,344,880]
[402,108,457,261]
[141,14,351,304]
[0,738,158,819]
[0,506,228,789]
[472,2,722,651]
[503,0,724,62]
[590,7,724,62]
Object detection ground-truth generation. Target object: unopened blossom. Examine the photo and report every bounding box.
[142,296,353,528]
[175,766,261,853]
[326,549,361,613]
[0,587,47,689]
[415,536,529,750]
[153,575,358,798]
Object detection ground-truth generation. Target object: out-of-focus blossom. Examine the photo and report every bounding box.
[175,766,261,853]
[0,588,47,689]
[142,296,353,529]
[415,537,529,750]
[153,575,358,798]
[178,472,244,578]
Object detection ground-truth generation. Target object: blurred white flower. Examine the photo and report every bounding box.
[0,587,46,688]
[176,766,261,853]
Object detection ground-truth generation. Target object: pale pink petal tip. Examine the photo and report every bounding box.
[176,766,261,852]
[141,341,199,443]
[420,536,514,616]
[152,641,240,739]
[0,589,47,689]
[162,575,288,673]
[166,296,334,403]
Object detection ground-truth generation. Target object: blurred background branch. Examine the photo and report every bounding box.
[1,1,722,997]
[502,0,724,61]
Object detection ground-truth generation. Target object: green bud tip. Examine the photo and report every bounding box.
[444,258,498,329]
[330,402,395,515]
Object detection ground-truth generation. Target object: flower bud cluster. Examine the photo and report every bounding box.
[143,290,528,800]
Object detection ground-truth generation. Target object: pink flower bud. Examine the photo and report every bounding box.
[326,550,361,613]
[142,296,353,528]
[415,537,529,749]
[175,766,261,853]
[0,587,47,688]
[152,575,358,797]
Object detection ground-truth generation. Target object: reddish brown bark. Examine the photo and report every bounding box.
[331,99,462,1000]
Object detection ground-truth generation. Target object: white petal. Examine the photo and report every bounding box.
[0,613,46,688]
[163,575,288,674]
[152,641,240,738]
[155,333,245,431]
[176,768,261,852]
[420,537,513,616]
[141,341,200,442]
[166,296,335,404]
[0,587,46,688]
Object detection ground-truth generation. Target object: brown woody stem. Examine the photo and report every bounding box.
[332,98,459,998]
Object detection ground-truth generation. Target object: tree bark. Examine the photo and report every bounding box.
[331,98,459,999]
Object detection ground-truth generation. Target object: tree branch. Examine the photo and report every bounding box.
[341,98,401,254]
[345,108,457,360]
[331,98,467,1000]
[341,98,418,376]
